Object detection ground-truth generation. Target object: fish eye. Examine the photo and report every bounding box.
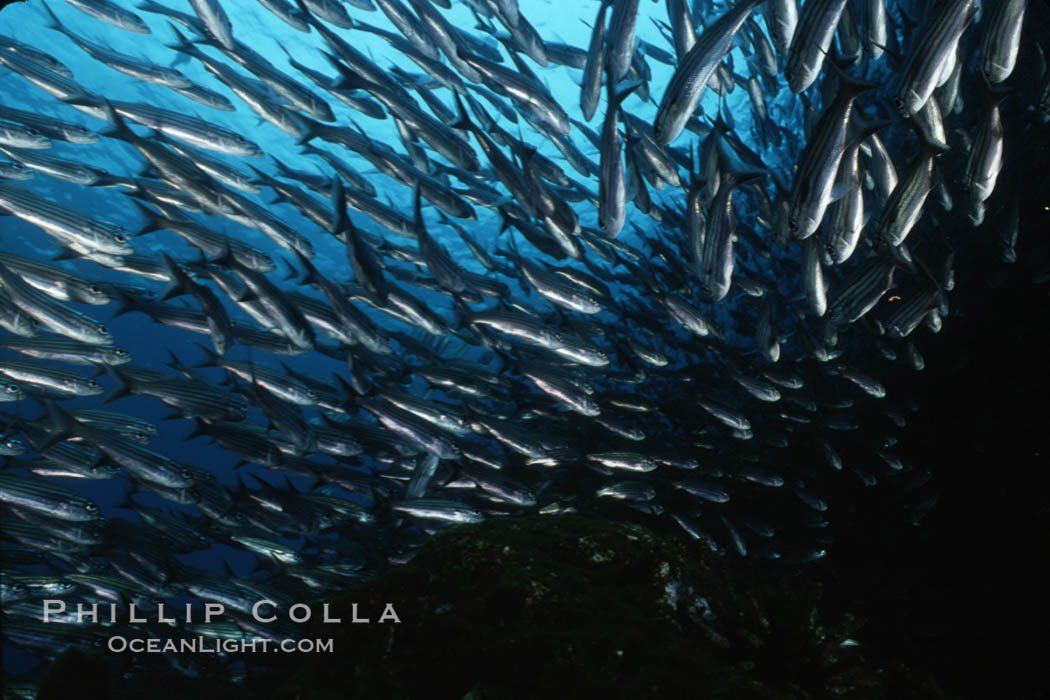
[12,583,25,592]
[6,438,23,448]
[771,29,781,41]
[115,348,128,356]
[89,284,104,294]
[893,98,905,110]
[96,323,108,334]
[83,502,98,512]
[5,384,19,393]
[783,68,793,81]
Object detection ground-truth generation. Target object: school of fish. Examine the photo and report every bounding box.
[0,0,1048,684]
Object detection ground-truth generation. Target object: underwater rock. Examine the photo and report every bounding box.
[280,516,942,699]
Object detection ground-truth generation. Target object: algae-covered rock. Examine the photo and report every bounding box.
[276,516,941,699]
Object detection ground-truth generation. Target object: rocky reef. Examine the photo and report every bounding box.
[274,516,941,699]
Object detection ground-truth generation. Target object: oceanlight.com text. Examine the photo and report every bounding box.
[106,636,335,654]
